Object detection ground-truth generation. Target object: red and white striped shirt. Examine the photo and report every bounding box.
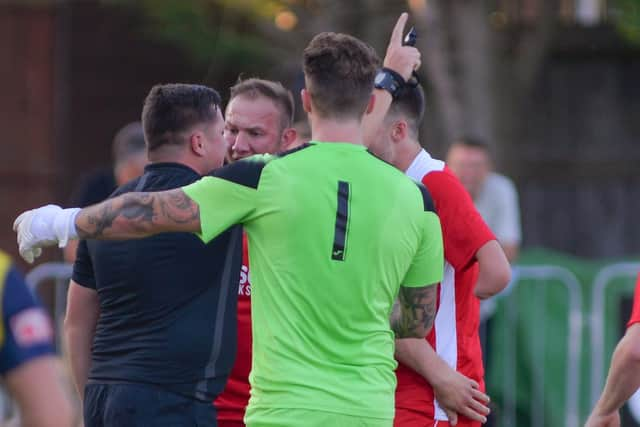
[395,149,495,423]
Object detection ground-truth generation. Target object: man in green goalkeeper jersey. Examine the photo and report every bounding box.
[15,27,443,427]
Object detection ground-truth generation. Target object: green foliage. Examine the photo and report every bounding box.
[101,0,295,71]
[215,0,292,18]
[611,0,640,44]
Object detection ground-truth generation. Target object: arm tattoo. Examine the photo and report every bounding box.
[76,189,200,239]
[390,284,437,339]
[158,190,200,225]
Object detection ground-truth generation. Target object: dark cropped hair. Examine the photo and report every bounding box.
[142,83,221,152]
[229,78,294,131]
[388,84,426,136]
[453,135,491,154]
[303,32,380,119]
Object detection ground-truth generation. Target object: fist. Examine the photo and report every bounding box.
[13,205,64,263]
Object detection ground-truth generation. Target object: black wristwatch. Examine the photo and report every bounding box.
[374,68,406,98]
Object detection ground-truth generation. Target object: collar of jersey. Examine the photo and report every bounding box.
[144,162,200,176]
[308,141,367,150]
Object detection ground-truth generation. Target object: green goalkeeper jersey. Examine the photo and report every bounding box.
[183,142,443,422]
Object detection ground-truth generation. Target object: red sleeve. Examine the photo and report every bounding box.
[627,274,640,328]
[421,166,496,270]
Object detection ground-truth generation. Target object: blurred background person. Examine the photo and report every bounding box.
[0,249,73,426]
[64,122,147,263]
[446,137,522,263]
[111,122,148,186]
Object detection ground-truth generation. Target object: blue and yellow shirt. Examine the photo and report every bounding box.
[0,251,54,375]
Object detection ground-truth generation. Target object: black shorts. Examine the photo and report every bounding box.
[84,382,217,427]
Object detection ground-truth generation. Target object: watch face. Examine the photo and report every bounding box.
[375,72,386,85]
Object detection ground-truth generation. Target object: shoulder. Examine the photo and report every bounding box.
[0,252,14,314]
[109,177,142,198]
[405,149,445,182]
[210,143,315,188]
[209,155,272,189]
[413,182,437,213]
[0,266,54,373]
[364,150,437,212]
[0,252,20,305]
[276,142,314,159]
[481,174,519,207]
[2,265,41,320]
[421,165,462,188]
[421,166,474,206]
[3,267,30,303]
[486,173,517,192]
[405,152,471,213]
[365,148,416,182]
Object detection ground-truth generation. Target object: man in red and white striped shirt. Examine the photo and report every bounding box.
[368,81,511,426]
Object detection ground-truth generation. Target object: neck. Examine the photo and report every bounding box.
[310,115,364,146]
[394,139,423,172]
[148,149,213,175]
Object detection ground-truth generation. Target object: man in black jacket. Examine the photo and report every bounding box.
[63,83,241,426]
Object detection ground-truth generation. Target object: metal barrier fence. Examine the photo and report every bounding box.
[16,260,640,426]
[25,262,73,350]
[589,262,640,408]
[496,265,583,427]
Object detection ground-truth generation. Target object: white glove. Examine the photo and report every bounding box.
[13,205,81,263]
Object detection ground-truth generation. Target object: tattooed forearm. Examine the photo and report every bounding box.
[390,284,437,339]
[75,189,200,239]
[158,190,200,225]
[76,193,154,239]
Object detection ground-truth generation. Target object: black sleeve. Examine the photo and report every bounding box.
[415,182,437,213]
[71,240,96,289]
[208,156,268,189]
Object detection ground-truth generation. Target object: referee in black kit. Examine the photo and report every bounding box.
[64,83,241,426]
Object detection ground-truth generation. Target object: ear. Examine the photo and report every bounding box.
[301,89,312,114]
[189,131,205,157]
[280,128,298,151]
[391,120,408,144]
[364,93,376,115]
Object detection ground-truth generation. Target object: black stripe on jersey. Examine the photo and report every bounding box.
[416,182,437,213]
[208,157,267,189]
[331,181,350,261]
[276,142,313,158]
[207,144,314,189]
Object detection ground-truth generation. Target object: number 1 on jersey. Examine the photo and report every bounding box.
[332,181,350,261]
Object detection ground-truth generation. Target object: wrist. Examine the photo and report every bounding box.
[374,68,406,99]
[429,368,449,391]
[53,208,80,247]
[426,358,456,390]
[382,60,412,82]
[381,67,406,86]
